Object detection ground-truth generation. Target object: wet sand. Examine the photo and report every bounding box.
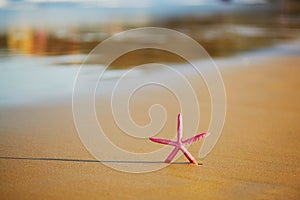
[1,54,300,199]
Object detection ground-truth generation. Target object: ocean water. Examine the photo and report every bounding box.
[0,53,148,106]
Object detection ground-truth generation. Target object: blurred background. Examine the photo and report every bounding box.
[1,0,300,59]
[0,0,300,105]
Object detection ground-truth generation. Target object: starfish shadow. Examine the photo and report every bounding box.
[0,156,193,165]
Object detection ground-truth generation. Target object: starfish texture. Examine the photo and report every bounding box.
[149,113,209,164]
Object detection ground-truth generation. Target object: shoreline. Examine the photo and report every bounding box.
[1,37,300,109]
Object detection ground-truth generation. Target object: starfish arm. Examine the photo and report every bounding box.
[165,146,180,163]
[149,137,176,146]
[180,146,198,164]
[182,132,210,145]
[177,113,183,142]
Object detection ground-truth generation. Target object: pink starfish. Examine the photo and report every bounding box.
[149,113,209,164]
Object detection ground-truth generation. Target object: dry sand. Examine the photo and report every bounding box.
[1,54,300,199]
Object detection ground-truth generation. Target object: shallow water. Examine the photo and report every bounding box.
[1,38,300,107]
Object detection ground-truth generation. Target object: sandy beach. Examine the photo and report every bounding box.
[1,47,300,199]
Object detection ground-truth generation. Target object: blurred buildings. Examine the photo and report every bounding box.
[0,0,299,62]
